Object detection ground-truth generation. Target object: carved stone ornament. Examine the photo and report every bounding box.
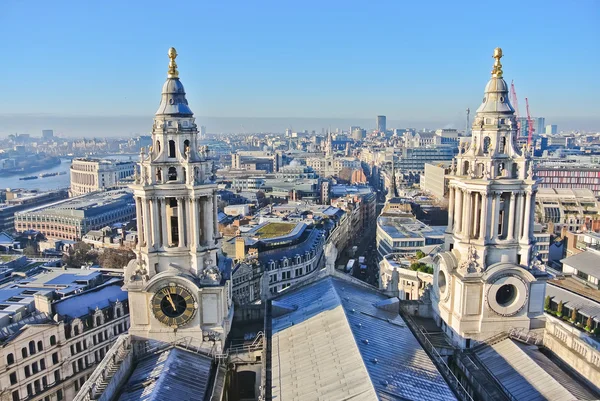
[129,257,149,282]
[201,265,222,284]
[459,245,481,274]
[529,248,546,272]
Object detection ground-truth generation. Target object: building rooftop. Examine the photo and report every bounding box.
[271,276,456,401]
[54,280,127,319]
[117,347,213,401]
[378,216,446,240]
[475,338,600,400]
[560,250,600,278]
[546,283,600,327]
[15,189,133,219]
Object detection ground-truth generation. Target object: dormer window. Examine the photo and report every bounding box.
[168,121,173,127]
[183,121,188,127]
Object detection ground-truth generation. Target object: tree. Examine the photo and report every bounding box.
[586,316,593,331]
[415,250,426,260]
[570,308,578,323]
[544,295,551,311]
[556,300,563,317]
[23,244,38,257]
[63,242,97,268]
[98,248,135,269]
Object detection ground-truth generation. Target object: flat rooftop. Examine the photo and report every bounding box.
[378,216,445,239]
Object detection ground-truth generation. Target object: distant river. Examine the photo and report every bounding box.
[0,154,138,191]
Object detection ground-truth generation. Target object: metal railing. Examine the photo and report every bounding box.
[401,313,474,401]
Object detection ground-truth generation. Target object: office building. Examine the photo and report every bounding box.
[376,115,386,132]
[14,190,135,240]
[536,161,600,196]
[545,124,558,135]
[41,130,54,140]
[70,158,135,197]
[0,190,68,233]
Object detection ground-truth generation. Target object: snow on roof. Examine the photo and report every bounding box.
[54,283,126,318]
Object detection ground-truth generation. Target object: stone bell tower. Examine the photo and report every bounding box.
[431,48,548,348]
[124,48,233,351]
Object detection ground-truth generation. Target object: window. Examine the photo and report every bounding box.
[32,362,39,374]
[10,372,17,385]
[54,371,61,383]
[40,358,46,370]
[168,140,176,158]
[37,341,43,352]
[73,325,80,336]
[6,353,14,365]
[29,341,36,355]
[168,167,177,181]
[116,308,122,318]
[25,366,31,378]
[27,384,33,397]
[50,335,56,346]
[96,316,101,327]
[12,390,19,401]
[42,376,47,388]
[52,352,59,364]
[57,389,63,401]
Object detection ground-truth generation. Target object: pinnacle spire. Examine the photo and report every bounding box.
[167,47,179,78]
[491,47,503,78]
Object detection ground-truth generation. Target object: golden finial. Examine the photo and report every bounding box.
[491,47,503,78]
[167,47,179,78]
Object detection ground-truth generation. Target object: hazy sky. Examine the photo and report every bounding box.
[0,0,599,134]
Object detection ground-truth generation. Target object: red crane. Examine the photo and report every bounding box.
[509,80,521,138]
[525,97,535,147]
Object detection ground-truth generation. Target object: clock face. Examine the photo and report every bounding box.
[151,284,196,328]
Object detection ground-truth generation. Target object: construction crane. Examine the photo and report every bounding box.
[525,97,535,147]
[509,80,521,138]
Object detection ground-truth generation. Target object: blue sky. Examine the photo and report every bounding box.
[1,0,598,126]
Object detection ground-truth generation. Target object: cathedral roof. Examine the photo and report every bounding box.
[476,47,515,115]
[155,47,194,117]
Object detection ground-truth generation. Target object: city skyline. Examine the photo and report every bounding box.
[0,0,599,137]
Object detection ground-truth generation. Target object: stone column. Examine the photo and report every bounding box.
[522,190,532,242]
[455,188,463,236]
[151,197,160,248]
[507,192,516,240]
[447,186,455,232]
[134,197,143,246]
[160,198,169,248]
[213,193,219,239]
[206,196,214,245]
[490,192,501,241]
[177,197,185,248]
[143,198,152,248]
[514,192,523,240]
[463,191,472,238]
[479,193,488,241]
[199,198,205,246]
[472,192,480,238]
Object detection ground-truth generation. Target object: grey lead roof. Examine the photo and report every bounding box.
[475,339,582,401]
[118,347,213,401]
[271,276,456,401]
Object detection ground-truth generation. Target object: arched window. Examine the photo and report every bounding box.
[156,168,162,182]
[6,353,14,365]
[29,341,36,355]
[21,348,28,359]
[37,341,43,352]
[183,139,190,157]
[463,161,470,176]
[50,335,57,346]
[168,140,176,158]
[483,136,491,154]
[116,308,122,318]
[96,316,101,327]
[156,140,161,153]
[499,137,506,153]
[168,167,177,181]
[73,325,80,336]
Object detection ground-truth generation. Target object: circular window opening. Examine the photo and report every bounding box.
[483,97,487,103]
[496,284,517,307]
[500,96,505,102]
[438,271,447,293]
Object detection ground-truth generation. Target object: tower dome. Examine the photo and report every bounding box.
[155,47,194,117]
[476,48,515,115]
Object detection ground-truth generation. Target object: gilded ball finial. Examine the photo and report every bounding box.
[167,47,179,78]
[491,47,503,78]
